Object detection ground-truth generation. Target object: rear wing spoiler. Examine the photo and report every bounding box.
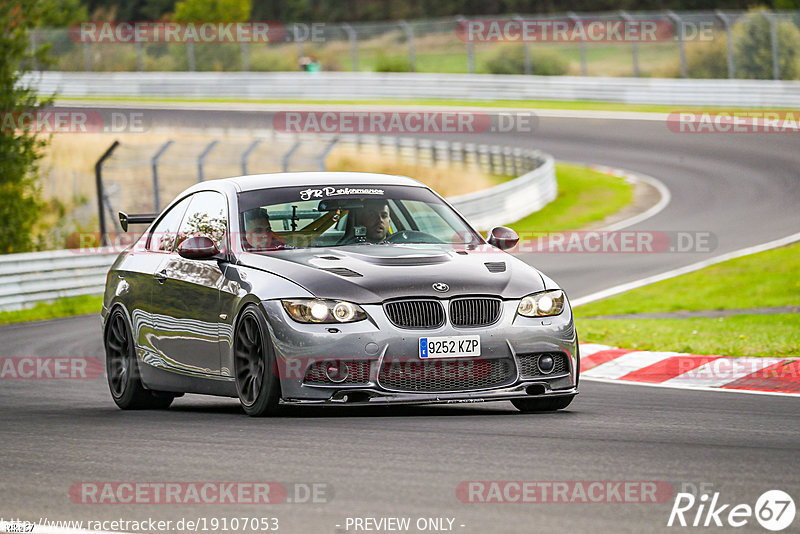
[119,211,157,232]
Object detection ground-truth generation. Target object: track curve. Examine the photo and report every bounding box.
[1,105,798,533]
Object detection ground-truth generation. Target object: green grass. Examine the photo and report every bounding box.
[57,96,799,114]
[577,314,800,358]
[508,163,633,234]
[0,295,103,325]
[575,242,800,318]
[575,241,800,358]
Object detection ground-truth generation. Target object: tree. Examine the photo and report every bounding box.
[0,2,51,253]
[734,7,800,79]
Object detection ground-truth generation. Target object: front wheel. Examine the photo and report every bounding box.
[233,305,281,417]
[105,308,174,410]
[512,395,574,413]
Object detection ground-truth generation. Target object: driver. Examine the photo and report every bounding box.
[242,209,284,250]
[355,199,391,243]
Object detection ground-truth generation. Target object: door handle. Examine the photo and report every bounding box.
[154,269,168,283]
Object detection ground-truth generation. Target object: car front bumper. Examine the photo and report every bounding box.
[259,299,579,406]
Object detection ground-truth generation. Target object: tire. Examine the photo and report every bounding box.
[233,305,281,417]
[105,307,175,410]
[512,395,574,413]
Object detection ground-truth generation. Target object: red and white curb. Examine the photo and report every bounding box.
[579,344,800,396]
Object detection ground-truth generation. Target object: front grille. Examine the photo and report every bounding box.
[303,360,371,385]
[517,352,570,378]
[384,300,445,329]
[378,357,515,392]
[449,298,502,327]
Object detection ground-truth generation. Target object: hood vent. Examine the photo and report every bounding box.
[484,262,506,273]
[319,267,363,278]
[317,256,341,260]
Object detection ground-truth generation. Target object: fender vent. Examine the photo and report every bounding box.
[319,267,363,277]
[484,262,506,273]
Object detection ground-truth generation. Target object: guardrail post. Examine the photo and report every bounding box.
[136,41,144,72]
[95,140,120,246]
[294,24,304,61]
[151,139,174,211]
[762,11,781,80]
[84,42,92,72]
[568,12,588,76]
[282,140,302,172]
[513,16,532,75]
[399,21,416,72]
[30,31,39,71]
[241,42,250,71]
[456,16,475,74]
[715,10,735,79]
[342,24,359,71]
[197,139,218,182]
[667,11,687,78]
[187,40,196,71]
[317,138,339,171]
[241,139,261,175]
[619,11,639,77]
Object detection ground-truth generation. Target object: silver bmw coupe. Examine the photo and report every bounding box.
[102,172,579,416]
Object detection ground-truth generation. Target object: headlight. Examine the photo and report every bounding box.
[517,290,566,317]
[282,299,367,324]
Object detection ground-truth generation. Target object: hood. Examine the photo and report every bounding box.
[238,244,545,303]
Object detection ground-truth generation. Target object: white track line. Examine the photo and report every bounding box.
[572,231,800,307]
[582,376,800,398]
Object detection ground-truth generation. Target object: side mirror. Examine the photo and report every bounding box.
[486,226,519,251]
[178,236,220,260]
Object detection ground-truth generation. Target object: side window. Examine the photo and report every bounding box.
[147,196,192,252]
[176,191,228,252]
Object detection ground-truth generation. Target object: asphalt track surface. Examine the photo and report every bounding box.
[1,106,799,533]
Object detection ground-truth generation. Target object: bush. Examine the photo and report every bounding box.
[482,43,568,76]
[373,52,410,72]
[685,36,730,79]
[733,7,800,80]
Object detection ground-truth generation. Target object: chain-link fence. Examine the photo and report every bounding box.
[30,10,800,80]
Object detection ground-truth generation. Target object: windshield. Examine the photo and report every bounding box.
[237,184,482,251]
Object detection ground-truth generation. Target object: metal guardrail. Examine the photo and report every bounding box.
[449,153,555,230]
[0,249,116,311]
[29,71,800,107]
[0,139,556,312]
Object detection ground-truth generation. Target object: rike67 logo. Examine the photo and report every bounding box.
[668,489,795,531]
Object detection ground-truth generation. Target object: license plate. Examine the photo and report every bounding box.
[419,335,481,359]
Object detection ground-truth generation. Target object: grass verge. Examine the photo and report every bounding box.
[577,314,800,358]
[508,163,633,234]
[575,242,800,358]
[574,242,800,317]
[0,295,103,326]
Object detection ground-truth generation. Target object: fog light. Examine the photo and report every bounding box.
[538,354,555,374]
[323,360,349,383]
